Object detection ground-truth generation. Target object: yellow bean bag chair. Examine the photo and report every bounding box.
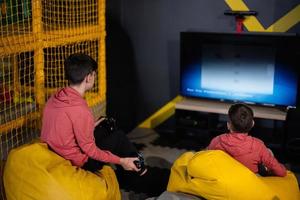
[167,150,300,200]
[4,142,121,200]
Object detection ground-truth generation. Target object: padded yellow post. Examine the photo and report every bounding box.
[167,150,300,200]
[4,143,121,200]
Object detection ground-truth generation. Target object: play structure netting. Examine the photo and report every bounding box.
[0,0,106,199]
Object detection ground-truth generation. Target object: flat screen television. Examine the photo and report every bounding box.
[180,32,300,108]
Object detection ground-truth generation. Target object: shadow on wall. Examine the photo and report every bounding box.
[167,40,180,98]
[106,15,138,133]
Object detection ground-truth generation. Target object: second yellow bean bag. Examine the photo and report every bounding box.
[167,150,300,200]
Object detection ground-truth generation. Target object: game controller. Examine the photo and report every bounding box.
[133,152,147,175]
[99,116,117,133]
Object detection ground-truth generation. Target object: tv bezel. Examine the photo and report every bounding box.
[180,31,300,109]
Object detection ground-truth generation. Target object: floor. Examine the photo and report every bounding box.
[121,128,189,200]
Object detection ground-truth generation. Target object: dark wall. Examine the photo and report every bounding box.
[106,0,300,129]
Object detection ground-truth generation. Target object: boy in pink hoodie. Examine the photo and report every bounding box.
[41,53,141,173]
[208,103,286,177]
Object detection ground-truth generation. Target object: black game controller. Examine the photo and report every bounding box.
[133,152,146,175]
[99,116,117,133]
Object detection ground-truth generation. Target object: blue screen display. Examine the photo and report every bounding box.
[180,33,299,107]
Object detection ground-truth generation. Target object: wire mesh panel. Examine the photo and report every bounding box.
[0,0,32,36]
[42,0,98,30]
[0,0,106,199]
[0,52,39,150]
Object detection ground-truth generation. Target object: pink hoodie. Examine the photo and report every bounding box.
[208,133,286,177]
[41,87,120,167]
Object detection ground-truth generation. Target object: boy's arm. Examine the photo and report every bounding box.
[73,115,139,172]
[73,113,121,164]
[94,116,107,127]
[260,145,287,177]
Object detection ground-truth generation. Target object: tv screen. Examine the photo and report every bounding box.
[180,32,300,108]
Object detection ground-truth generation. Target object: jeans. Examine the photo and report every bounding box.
[82,125,138,172]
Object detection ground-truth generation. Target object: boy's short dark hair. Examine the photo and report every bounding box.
[64,53,97,85]
[228,103,254,133]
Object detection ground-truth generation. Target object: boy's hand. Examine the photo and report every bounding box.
[94,116,105,127]
[120,157,140,172]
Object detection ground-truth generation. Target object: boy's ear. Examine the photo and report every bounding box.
[85,73,92,83]
[83,75,89,83]
[252,120,255,128]
[227,122,231,131]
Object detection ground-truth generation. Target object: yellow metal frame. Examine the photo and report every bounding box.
[225,0,300,32]
[139,96,183,128]
[0,112,40,133]
[0,0,106,133]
